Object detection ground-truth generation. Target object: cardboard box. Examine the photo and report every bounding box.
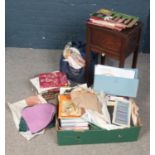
[93,65,139,97]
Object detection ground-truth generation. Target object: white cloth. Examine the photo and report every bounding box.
[82,109,127,130]
[97,92,111,123]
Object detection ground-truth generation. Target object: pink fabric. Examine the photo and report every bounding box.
[25,96,41,106]
[39,72,68,88]
[22,103,56,134]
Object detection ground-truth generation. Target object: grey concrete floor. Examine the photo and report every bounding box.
[6,47,150,155]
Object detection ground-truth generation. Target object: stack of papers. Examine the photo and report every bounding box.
[88,8,139,31]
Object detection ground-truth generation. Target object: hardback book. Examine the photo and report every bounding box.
[60,118,88,123]
[30,71,69,94]
[61,122,89,127]
[39,71,68,88]
[58,94,84,119]
[59,126,89,131]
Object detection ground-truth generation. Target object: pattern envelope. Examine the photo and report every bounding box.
[22,103,56,134]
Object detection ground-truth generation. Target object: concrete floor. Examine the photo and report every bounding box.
[5,47,150,155]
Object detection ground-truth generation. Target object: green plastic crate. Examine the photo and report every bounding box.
[56,119,142,145]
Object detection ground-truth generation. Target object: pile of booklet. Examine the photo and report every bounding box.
[88,8,139,31]
[58,94,89,130]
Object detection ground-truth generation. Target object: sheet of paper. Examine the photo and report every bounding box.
[59,84,87,94]
[82,109,127,130]
[95,65,135,79]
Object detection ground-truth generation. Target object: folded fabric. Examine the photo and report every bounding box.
[48,116,56,128]
[39,71,68,88]
[131,100,139,126]
[8,95,47,140]
[19,117,29,132]
[21,103,56,134]
[26,96,43,106]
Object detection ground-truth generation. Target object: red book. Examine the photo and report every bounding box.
[39,71,68,88]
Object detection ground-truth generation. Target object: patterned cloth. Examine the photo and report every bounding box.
[39,71,68,88]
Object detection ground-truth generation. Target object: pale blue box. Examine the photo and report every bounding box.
[93,65,139,97]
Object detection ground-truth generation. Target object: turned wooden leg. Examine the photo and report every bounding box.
[132,26,142,68]
[119,56,125,68]
[132,46,139,68]
[101,55,105,65]
[95,54,98,64]
[85,48,91,86]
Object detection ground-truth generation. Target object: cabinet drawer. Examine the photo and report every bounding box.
[90,28,122,52]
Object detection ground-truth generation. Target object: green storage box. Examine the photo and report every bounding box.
[56,67,142,145]
[56,119,142,145]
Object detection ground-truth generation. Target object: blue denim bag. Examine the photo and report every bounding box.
[60,41,95,84]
